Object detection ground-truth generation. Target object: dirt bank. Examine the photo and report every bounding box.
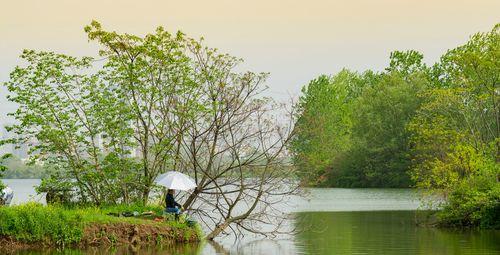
[0,222,200,253]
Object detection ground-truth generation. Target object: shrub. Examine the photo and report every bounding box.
[437,163,500,229]
[0,203,202,246]
[0,203,84,246]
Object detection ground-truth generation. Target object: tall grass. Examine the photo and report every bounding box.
[0,203,83,246]
[0,203,202,246]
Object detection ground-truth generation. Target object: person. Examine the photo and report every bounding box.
[1,187,14,206]
[165,189,183,219]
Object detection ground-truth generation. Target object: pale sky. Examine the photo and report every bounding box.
[1,0,499,124]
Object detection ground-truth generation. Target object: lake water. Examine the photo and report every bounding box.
[2,179,499,255]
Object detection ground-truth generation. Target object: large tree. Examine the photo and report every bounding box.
[3,21,299,238]
[407,24,499,228]
[4,50,139,204]
[336,70,428,187]
[290,70,373,185]
[409,24,499,191]
[291,50,428,187]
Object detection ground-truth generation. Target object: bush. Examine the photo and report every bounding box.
[0,203,84,246]
[0,203,202,246]
[437,166,500,229]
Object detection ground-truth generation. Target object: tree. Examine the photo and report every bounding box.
[86,21,299,239]
[4,21,299,238]
[4,49,143,205]
[408,24,499,228]
[334,71,428,187]
[290,70,372,185]
[438,24,499,159]
[292,50,428,187]
[386,50,425,77]
[409,24,499,191]
[84,21,200,204]
[163,34,297,240]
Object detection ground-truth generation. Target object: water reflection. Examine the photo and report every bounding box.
[3,181,499,255]
[11,211,500,255]
[12,243,205,255]
[294,211,500,255]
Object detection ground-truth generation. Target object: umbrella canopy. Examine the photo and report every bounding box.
[155,171,197,191]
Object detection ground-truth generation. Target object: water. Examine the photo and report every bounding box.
[2,180,499,255]
[2,179,43,204]
[294,211,500,255]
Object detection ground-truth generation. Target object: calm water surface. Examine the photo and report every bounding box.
[2,179,499,255]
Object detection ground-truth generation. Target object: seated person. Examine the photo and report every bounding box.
[165,189,183,219]
[1,187,14,206]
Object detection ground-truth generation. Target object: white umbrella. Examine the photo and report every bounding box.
[155,171,197,191]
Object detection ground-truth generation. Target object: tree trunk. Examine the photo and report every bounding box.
[142,185,150,205]
[183,187,200,209]
[206,220,231,240]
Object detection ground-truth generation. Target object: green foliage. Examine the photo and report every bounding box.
[408,24,499,180]
[293,23,499,228]
[0,203,84,246]
[4,21,295,238]
[407,24,499,228]
[386,50,426,76]
[437,161,499,229]
[292,50,428,187]
[3,48,141,204]
[332,71,428,187]
[290,70,374,185]
[0,154,12,192]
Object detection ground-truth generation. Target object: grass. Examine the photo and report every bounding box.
[0,202,202,247]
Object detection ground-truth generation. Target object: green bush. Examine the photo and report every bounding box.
[0,203,202,246]
[437,166,500,229]
[0,203,84,246]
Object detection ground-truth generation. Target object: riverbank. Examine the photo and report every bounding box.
[0,203,202,253]
[2,184,499,254]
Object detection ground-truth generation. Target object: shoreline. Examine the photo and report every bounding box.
[0,222,200,253]
[0,203,202,253]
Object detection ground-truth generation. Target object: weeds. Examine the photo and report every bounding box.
[0,202,202,247]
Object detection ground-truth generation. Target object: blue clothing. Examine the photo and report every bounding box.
[165,193,181,208]
[165,207,181,215]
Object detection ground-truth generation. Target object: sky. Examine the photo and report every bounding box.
[1,0,499,125]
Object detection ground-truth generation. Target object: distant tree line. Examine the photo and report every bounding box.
[291,24,499,228]
[291,50,430,187]
[0,155,48,179]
